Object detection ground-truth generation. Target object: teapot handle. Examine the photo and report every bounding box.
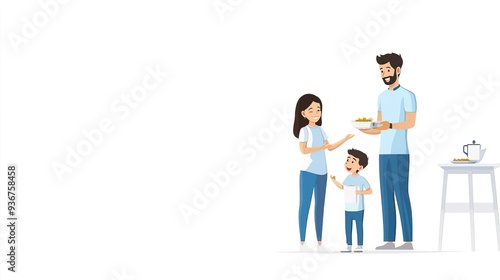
[463,145,468,156]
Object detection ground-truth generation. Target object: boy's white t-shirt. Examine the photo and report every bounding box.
[343,174,371,212]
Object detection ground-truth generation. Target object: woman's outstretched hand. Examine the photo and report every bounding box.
[327,134,354,151]
[344,134,355,141]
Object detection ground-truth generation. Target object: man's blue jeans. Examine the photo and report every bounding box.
[379,154,413,242]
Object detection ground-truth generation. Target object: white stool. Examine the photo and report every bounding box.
[438,163,500,251]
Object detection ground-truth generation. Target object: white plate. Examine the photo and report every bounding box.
[351,121,380,129]
[450,160,478,164]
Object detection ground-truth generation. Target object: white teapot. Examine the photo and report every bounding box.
[463,140,486,162]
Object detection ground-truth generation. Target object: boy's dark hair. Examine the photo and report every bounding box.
[348,148,368,172]
[376,53,403,75]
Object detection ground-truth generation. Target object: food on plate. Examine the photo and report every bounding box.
[453,158,470,161]
[351,119,375,129]
[354,117,373,122]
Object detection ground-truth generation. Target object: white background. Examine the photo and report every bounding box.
[1,0,500,279]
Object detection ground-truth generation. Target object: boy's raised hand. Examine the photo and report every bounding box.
[330,175,343,189]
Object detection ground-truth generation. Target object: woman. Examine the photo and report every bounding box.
[293,93,354,252]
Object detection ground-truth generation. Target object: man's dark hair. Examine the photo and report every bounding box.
[376,53,403,75]
[348,148,368,172]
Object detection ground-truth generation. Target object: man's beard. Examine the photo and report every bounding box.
[382,72,398,85]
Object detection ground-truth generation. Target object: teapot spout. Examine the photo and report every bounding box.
[480,148,487,161]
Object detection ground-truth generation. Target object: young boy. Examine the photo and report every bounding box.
[331,149,372,252]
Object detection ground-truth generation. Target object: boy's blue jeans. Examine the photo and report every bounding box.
[345,210,364,246]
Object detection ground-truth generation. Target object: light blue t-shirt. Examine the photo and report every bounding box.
[377,85,417,154]
[343,174,371,212]
[299,125,328,175]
